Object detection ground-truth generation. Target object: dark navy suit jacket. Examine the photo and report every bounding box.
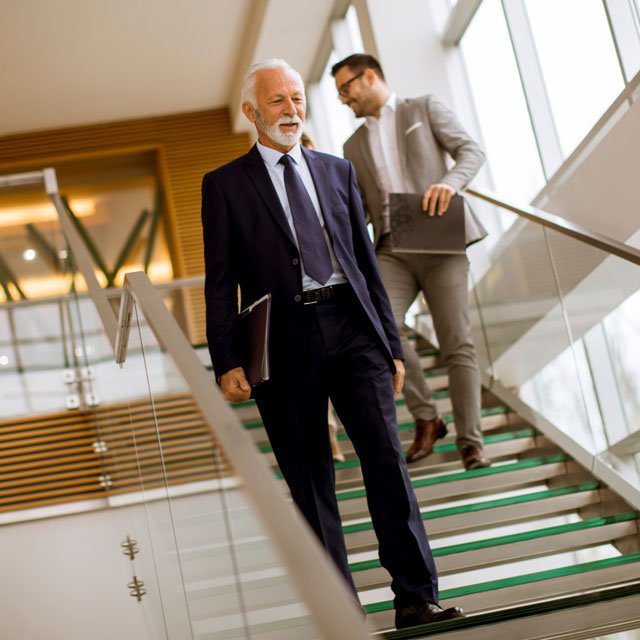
[201,143,403,382]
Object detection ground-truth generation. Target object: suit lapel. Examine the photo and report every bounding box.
[395,98,409,178]
[301,147,338,245]
[355,126,379,188]
[243,145,297,248]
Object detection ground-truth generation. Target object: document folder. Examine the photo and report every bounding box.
[389,192,466,254]
[238,293,271,387]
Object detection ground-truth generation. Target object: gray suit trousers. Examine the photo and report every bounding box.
[376,237,483,451]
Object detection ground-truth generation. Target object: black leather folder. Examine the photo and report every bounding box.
[389,192,466,254]
[238,293,271,387]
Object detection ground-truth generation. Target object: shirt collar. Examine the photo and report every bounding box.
[256,140,303,167]
[365,92,398,128]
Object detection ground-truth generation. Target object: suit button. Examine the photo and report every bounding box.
[294,294,302,303]
[292,258,299,266]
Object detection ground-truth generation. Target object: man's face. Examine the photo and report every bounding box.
[246,67,306,151]
[334,66,377,118]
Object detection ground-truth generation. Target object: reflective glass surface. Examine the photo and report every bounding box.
[460,0,546,202]
[467,190,640,492]
[524,0,625,157]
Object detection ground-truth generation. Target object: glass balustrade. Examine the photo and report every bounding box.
[113,294,322,639]
[466,191,640,494]
[44,245,325,637]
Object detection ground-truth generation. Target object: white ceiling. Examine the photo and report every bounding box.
[0,0,335,137]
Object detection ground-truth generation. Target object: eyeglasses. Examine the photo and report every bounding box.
[337,70,365,97]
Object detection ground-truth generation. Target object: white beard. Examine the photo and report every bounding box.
[255,111,303,147]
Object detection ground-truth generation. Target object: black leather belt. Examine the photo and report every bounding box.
[300,283,351,305]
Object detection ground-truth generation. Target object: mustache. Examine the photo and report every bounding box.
[276,115,303,125]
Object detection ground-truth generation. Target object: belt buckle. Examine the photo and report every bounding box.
[303,289,319,305]
[303,286,332,305]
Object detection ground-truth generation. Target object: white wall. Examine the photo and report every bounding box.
[0,506,157,640]
[354,0,454,105]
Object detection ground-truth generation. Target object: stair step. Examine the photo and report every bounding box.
[364,552,640,630]
[379,582,640,640]
[235,389,454,423]
[249,405,513,447]
[332,429,537,487]
[350,513,637,590]
[268,428,538,487]
[337,455,568,518]
[343,481,602,552]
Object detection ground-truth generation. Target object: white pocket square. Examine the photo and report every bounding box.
[405,122,423,135]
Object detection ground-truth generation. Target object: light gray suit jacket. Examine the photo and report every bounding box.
[343,94,487,249]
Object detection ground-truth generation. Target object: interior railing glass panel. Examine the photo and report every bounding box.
[466,192,640,493]
[113,294,321,639]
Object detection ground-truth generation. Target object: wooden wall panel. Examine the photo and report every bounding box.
[0,109,251,343]
[0,393,232,514]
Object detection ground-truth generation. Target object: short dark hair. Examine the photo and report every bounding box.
[331,53,385,81]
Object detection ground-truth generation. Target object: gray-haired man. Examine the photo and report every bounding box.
[332,53,490,470]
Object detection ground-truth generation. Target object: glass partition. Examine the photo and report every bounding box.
[467,191,640,491]
[109,296,322,639]
[0,276,205,420]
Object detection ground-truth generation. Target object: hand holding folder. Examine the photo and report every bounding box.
[238,293,271,387]
[389,192,466,254]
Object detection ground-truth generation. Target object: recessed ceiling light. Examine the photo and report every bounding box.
[0,355,9,366]
[23,249,37,261]
[58,249,68,259]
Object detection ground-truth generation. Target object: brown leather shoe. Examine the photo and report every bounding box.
[461,444,491,470]
[406,417,447,463]
[395,602,465,629]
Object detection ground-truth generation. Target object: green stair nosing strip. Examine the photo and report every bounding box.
[381,581,640,639]
[364,552,640,615]
[336,428,535,469]
[264,427,536,465]
[348,512,637,573]
[207,362,448,378]
[342,481,600,535]
[233,373,449,413]
[238,395,415,412]
[336,454,567,502]
[245,404,510,432]
[233,399,256,409]
[194,342,439,358]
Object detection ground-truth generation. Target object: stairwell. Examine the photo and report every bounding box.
[183,337,640,637]
[2,337,639,638]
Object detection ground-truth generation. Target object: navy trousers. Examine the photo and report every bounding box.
[253,286,439,608]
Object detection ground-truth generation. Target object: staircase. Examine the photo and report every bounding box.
[190,338,640,638]
[2,338,639,637]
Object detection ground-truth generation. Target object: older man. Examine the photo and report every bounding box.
[332,53,490,471]
[201,58,464,628]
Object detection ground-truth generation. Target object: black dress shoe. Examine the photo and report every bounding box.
[395,602,465,629]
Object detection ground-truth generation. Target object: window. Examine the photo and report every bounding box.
[308,5,364,155]
[460,0,546,202]
[523,0,625,157]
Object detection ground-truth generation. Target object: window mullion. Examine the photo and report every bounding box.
[603,0,640,83]
[501,0,564,179]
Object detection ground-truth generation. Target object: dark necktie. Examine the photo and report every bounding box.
[278,154,333,285]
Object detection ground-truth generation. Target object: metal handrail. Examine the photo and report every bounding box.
[0,275,205,310]
[466,187,640,267]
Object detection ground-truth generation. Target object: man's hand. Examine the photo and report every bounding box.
[422,183,456,217]
[220,367,251,403]
[392,359,405,398]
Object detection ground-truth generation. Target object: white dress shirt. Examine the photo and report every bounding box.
[365,92,406,234]
[256,140,347,290]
